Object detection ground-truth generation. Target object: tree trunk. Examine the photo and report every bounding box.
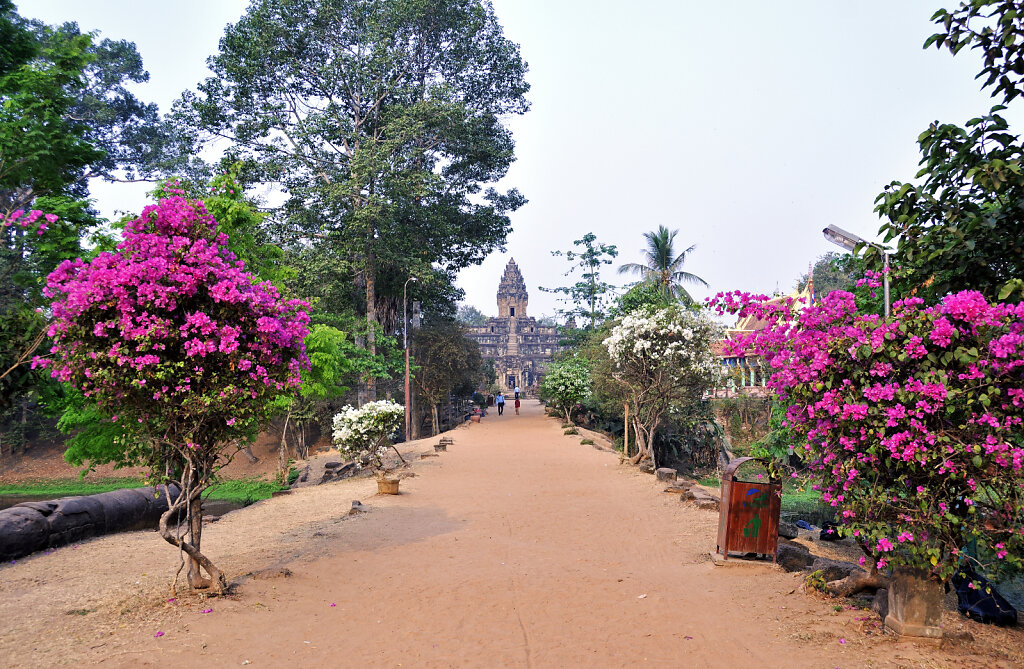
[18,398,27,455]
[365,244,377,402]
[431,404,439,437]
[158,465,226,594]
[240,446,258,464]
[622,403,630,460]
[278,410,292,485]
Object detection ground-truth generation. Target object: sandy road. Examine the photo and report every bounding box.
[1,400,1006,668]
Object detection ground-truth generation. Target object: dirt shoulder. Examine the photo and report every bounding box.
[1,401,1021,668]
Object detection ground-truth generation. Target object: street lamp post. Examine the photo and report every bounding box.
[822,224,890,319]
[403,276,417,441]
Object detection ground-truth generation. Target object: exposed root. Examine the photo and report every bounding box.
[826,570,890,597]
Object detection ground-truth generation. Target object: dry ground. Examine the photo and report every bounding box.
[1,400,1022,668]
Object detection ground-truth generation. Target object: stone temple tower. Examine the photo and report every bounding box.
[497,259,528,319]
[463,258,563,394]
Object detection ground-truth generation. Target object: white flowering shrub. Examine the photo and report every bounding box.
[332,400,405,473]
[539,356,592,423]
[602,307,719,467]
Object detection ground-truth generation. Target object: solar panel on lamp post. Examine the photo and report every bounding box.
[822,224,890,319]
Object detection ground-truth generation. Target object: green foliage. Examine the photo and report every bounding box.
[794,252,864,299]
[299,325,354,401]
[456,304,489,326]
[612,281,674,317]
[540,232,618,328]
[804,570,828,593]
[412,321,484,426]
[563,427,579,435]
[748,401,793,463]
[580,438,594,445]
[617,226,707,304]
[872,2,1024,304]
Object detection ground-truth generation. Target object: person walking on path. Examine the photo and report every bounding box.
[514,385,521,400]
[514,397,521,415]
[496,392,505,416]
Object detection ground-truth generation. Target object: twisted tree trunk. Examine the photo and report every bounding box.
[158,460,227,595]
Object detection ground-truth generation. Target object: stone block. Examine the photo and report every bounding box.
[655,468,677,482]
[776,543,813,572]
[778,521,799,540]
[885,569,944,638]
[808,557,864,583]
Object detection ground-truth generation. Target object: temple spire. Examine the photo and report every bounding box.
[497,258,528,318]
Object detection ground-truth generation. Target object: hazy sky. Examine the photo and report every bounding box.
[25,1,1016,318]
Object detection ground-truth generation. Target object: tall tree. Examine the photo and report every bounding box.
[540,232,618,328]
[179,0,530,399]
[873,2,1024,303]
[617,226,707,304]
[0,9,165,411]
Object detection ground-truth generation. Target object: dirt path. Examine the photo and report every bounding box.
[1,400,1021,668]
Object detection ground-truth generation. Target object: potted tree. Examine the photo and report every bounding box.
[332,400,407,494]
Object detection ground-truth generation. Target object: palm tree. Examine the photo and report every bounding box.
[617,226,708,303]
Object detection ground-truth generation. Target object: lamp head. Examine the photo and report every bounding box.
[822,224,866,252]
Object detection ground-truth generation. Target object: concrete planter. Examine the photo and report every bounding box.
[885,568,943,638]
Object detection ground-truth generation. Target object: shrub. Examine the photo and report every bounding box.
[711,286,1024,581]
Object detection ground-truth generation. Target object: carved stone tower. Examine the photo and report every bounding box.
[496,259,528,319]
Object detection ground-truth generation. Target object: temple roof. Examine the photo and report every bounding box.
[498,258,527,295]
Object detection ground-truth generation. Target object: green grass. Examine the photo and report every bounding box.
[0,477,142,497]
[207,479,282,506]
[580,438,595,445]
[0,476,283,506]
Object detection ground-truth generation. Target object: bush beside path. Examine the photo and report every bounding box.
[1,400,1021,667]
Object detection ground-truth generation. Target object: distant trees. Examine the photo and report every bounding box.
[618,226,706,304]
[795,252,863,299]
[412,321,483,435]
[456,304,490,326]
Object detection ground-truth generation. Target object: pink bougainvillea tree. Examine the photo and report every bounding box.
[37,192,309,592]
[710,283,1024,583]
